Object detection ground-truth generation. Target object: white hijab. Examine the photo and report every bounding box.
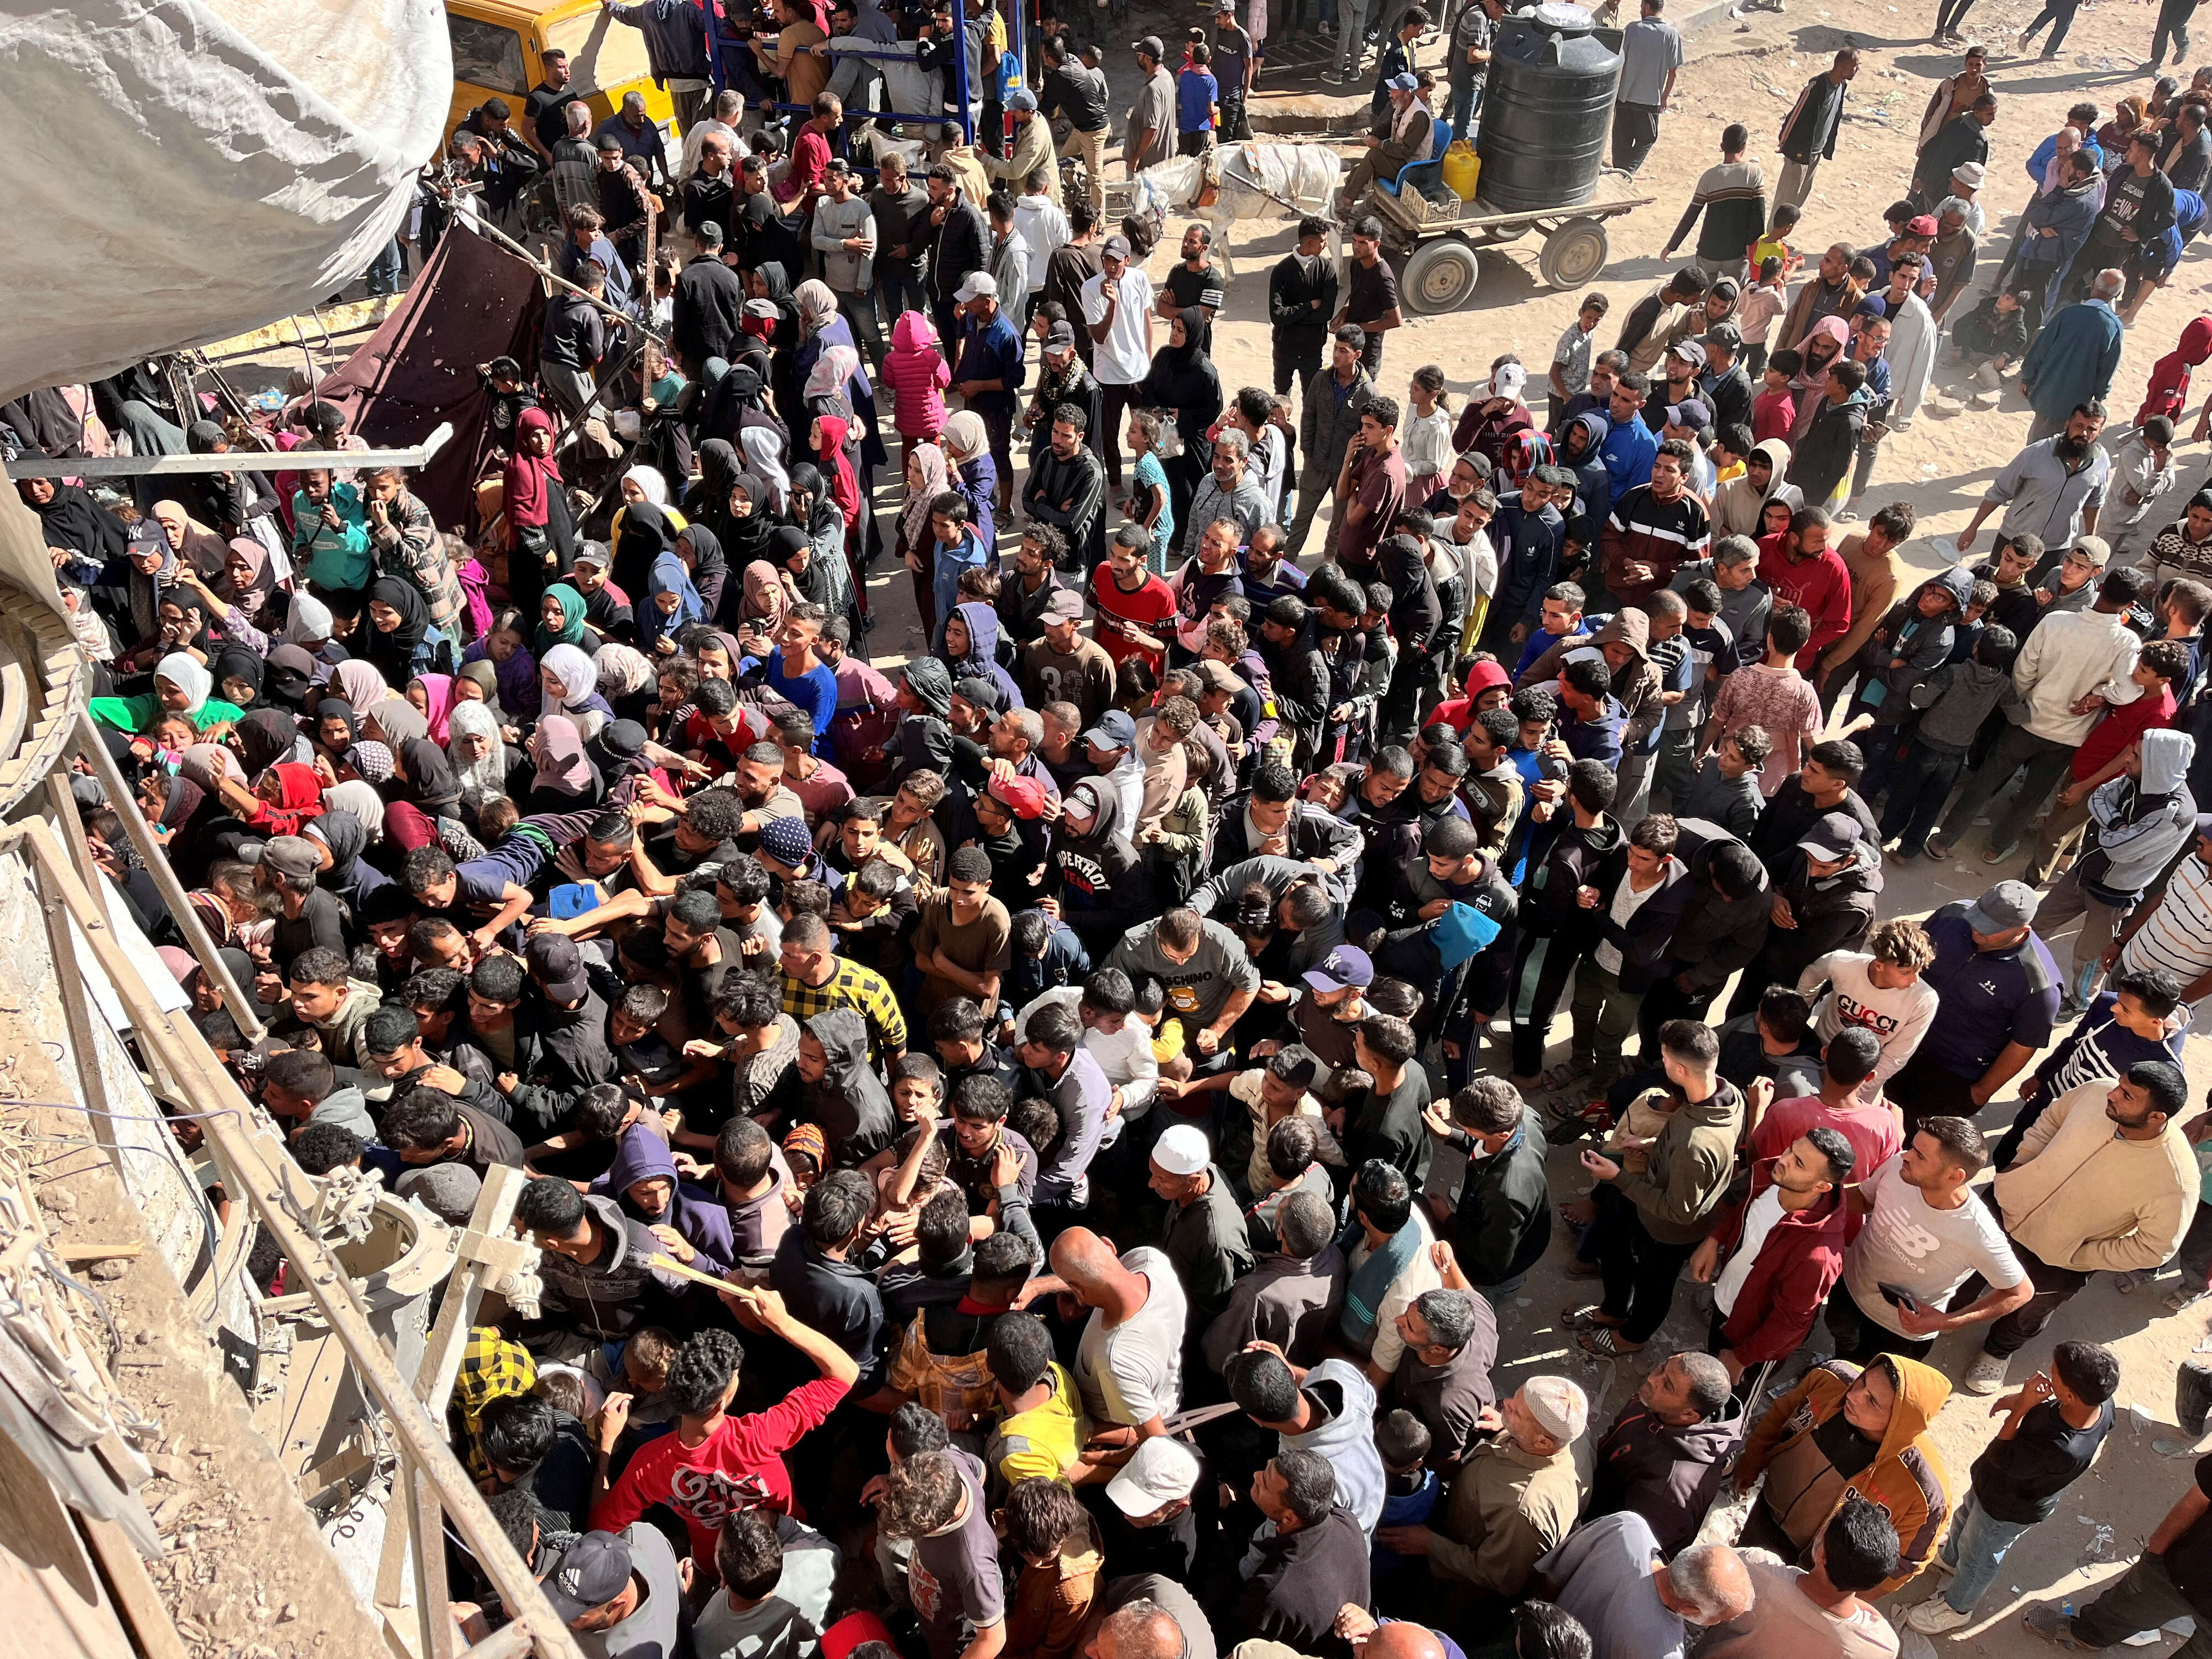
[155,651,213,713]
[446,700,511,812]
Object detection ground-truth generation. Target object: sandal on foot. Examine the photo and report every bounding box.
[1536,1064,1589,1093]
[1564,1258,1603,1279]
[1559,1303,1613,1328]
[1579,1327,1644,1358]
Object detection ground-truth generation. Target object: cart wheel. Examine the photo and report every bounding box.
[1400,236,1482,315]
[1539,217,1611,289]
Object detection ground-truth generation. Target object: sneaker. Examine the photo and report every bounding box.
[1909,1600,1974,1637]
[1961,1351,2010,1395]
[1983,840,2017,864]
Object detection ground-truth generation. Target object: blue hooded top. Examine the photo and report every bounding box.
[943,601,1025,710]
[592,1121,736,1273]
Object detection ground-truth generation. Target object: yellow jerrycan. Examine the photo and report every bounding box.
[1441,139,1481,203]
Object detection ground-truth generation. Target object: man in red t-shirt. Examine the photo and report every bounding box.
[590,1284,860,1561]
[1332,397,1407,581]
[1745,1027,1902,1241]
[1091,524,1177,677]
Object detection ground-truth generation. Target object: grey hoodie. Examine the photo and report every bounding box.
[534,1193,692,1340]
[305,1084,376,1140]
[1908,654,2022,755]
[2084,728,2200,901]
[1279,1357,1387,1536]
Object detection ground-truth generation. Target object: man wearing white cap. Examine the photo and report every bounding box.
[1949,160,1986,236]
[952,270,1024,510]
[1150,1123,1256,1331]
[1376,1377,1589,1610]
[1101,1434,1205,1579]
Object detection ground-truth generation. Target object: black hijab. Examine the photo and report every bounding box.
[1142,306,1223,456]
[769,524,832,608]
[364,576,430,681]
[213,641,265,705]
[613,498,680,601]
[723,472,776,568]
[22,481,126,564]
[265,644,321,710]
[399,738,463,815]
[234,707,301,775]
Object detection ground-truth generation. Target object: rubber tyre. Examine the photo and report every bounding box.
[1539,217,1610,289]
[1399,236,1481,315]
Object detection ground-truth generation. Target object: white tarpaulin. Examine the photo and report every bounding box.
[0,0,452,404]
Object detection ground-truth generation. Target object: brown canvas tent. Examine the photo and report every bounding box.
[314,225,546,529]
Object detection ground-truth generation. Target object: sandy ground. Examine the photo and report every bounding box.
[192,0,2212,1643]
[1077,2,2212,1651]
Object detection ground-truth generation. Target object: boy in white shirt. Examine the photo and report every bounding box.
[1794,917,1939,1099]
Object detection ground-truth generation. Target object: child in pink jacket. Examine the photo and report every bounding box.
[883,311,951,452]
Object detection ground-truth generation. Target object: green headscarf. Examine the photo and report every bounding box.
[533,583,588,657]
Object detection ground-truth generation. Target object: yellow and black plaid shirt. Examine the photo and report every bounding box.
[779,959,908,1058]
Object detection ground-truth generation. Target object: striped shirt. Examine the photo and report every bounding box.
[779,958,908,1059]
[2121,853,2212,992]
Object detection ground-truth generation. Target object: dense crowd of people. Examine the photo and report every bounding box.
[22,4,2212,1659]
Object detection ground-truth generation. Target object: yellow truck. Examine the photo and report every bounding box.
[442,0,677,149]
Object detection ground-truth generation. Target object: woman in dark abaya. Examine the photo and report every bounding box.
[782,471,858,634]
[675,523,731,625]
[609,495,681,605]
[263,644,323,712]
[685,439,745,548]
[394,738,465,821]
[1140,306,1223,551]
[20,476,127,575]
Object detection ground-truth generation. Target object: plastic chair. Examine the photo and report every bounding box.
[1380,118,1453,197]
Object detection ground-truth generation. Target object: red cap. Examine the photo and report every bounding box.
[988,771,1050,820]
[823,1613,898,1659]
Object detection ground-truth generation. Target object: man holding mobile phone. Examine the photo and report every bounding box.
[1828,1115,2033,1365]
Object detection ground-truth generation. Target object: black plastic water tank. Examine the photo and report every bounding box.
[1473,3,1623,212]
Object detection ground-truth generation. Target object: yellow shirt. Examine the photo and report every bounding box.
[988,1361,1086,1488]
[1750,233,1796,276]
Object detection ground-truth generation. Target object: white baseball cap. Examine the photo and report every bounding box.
[954,272,999,303]
[1152,1123,1211,1177]
[1106,1434,1202,1515]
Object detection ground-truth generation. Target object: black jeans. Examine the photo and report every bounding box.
[1273,339,1324,400]
[1955,1204,2095,1358]
[1935,0,1978,34]
[1636,973,1719,1046]
[1509,930,1581,1077]
[2021,0,2080,49]
[1886,1046,1984,1140]
[1824,1277,1939,1365]
[2074,1552,2212,1655]
[1098,381,1139,489]
[1877,739,1965,855]
[1591,1190,1698,1344]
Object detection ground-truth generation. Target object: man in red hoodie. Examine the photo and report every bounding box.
[1759,505,1853,670]
[1690,1126,1854,1389]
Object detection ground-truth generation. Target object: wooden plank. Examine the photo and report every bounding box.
[0,818,587,1659]
[79,1515,191,1659]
